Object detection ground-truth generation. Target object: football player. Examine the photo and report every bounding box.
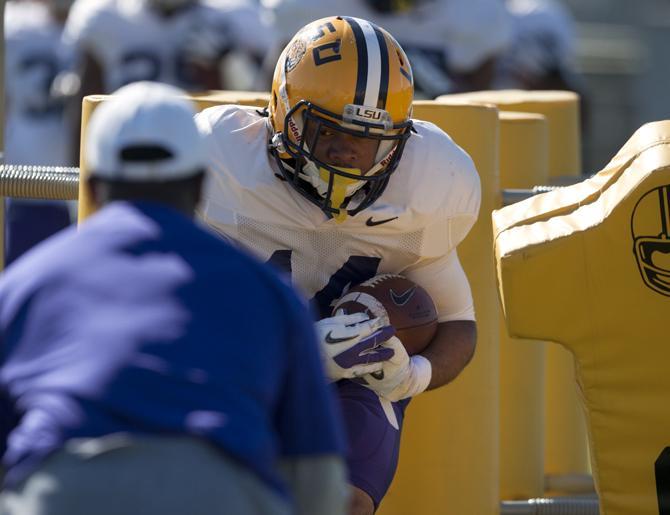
[65,0,274,93]
[5,0,75,167]
[4,0,76,265]
[261,0,512,97]
[496,0,580,91]
[64,0,276,163]
[196,17,481,515]
[494,0,590,131]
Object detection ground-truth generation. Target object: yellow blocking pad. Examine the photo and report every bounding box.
[190,90,271,110]
[0,198,4,271]
[497,112,549,500]
[438,90,581,180]
[380,100,500,515]
[494,120,670,515]
[0,0,5,152]
[78,95,105,221]
[0,1,5,271]
[78,91,272,222]
[439,89,589,484]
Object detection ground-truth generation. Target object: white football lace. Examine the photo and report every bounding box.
[360,274,404,287]
[334,292,389,323]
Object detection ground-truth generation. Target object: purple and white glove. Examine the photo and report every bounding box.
[359,336,432,402]
[316,312,396,382]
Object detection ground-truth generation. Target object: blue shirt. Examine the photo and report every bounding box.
[0,201,344,495]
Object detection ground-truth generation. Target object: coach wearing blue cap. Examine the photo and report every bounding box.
[0,82,348,515]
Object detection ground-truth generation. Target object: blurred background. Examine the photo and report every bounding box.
[563,0,670,173]
[3,0,670,269]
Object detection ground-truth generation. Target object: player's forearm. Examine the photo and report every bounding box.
[421,320,477,389]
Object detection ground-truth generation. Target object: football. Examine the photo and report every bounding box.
[332,274,438,355]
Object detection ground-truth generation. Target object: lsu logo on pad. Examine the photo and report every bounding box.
[631,184,670,297]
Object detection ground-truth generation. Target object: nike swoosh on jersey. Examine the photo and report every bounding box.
[324,331,353,344]
[390,287,416,306]
[366,216,398,226]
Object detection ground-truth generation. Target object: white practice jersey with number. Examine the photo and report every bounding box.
[496,0,576,87]
[64,0,274,92]
[264,0,512,71]
[4,1,73,166]
[196,105,481,321]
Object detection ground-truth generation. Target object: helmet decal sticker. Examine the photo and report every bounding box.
[632,184,670,297]
[285,39,307,73]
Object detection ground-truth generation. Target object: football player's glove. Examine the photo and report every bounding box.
[316,312,395,382]
[359,336,432,402]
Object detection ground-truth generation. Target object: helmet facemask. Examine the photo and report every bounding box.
[270,100,412,221]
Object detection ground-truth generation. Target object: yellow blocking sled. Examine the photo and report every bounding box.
[494,120,670,515]
[439,89,581,180]
[497,112,549,500]
[439,89,590,487]
[381,100,501,515]
[191,90,270,110]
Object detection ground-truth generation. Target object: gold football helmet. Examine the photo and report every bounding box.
[268,16,414,220]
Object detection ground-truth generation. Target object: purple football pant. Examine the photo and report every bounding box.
[336,380,411,509]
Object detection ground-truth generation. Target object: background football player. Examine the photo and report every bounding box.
[64,0,276,167]
[196,16,481,515]
[261,0,513,97]
[494,0,590,134]
[3,0,77,265]
[496,0,580,91]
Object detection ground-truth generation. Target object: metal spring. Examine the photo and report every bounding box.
[0,164,579,206]
[0,165,80,201]
[501,497,599,515]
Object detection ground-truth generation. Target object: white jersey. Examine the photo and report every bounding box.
[196,105,480,321]
[263,0,512,96]
[4,1,73,166]
[496,0,576,87]
[64,0,274,92]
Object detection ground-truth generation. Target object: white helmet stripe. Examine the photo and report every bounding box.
[344,17,386,108]
[357,19,383,108]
